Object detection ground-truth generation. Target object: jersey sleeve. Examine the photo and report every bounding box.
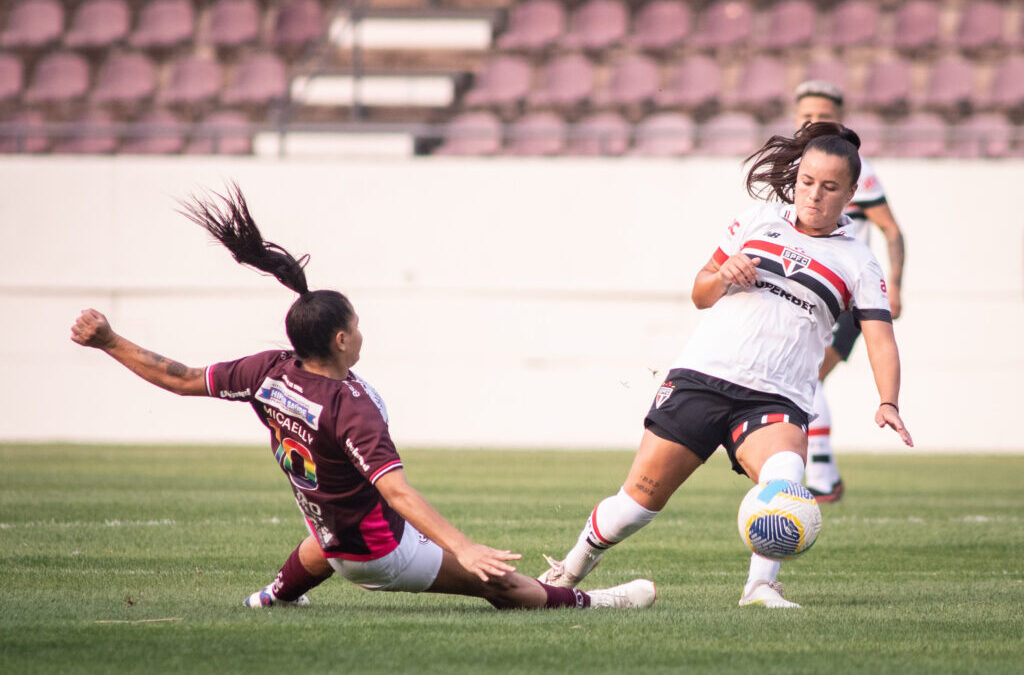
[851,159,887,208]
[336,395,403,486]
[851,256,892,322]
[204,350,288,401]
[713,205,763,265]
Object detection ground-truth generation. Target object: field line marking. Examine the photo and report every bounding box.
[95,617,184,625]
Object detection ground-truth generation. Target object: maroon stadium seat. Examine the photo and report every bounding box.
[893,0,940,53]
[64,0,130,49]
[24,52,89,104]
[693,0,752,49]
[627,0,691,51]
[52,109,118,154]
[843,111,885,157]
[561,0,628,51]
[593,54,660,108]
[987,56,1024,111]
[921,55,974,115]
[526,54,594,108]
[632,112,695,156]
[1,0,63,49]
[729,57,787,113]
[130,0,194,50]
[91,52,156,105]
[185,111,252,154]
[0,111,49,153]
[566,111,630,156]
[0,54,24,102]
[222,54,287,106]
[654,55,721,109]
[827,0,878,48]
[497,0,565,51]
[120,109,185,154]
[464,55,532,107]
[861,58,912,111]
[757,0,815,50]
[803,61,850,98]
[434,111,502,156]
[891,112,946,158]
[207,0,261,49]
[504,111,566,155]
[161,55,221,106]
[273,0,324,51]
[955,1,1004,51]
[950,113,1014,158]
[698,111,758,156]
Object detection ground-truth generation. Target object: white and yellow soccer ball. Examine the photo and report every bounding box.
[738,480,822,561]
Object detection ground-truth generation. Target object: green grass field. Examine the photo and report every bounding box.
[1,444,1021,674]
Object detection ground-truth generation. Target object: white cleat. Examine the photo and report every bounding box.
[537,553,600,589]
[243,588,311,608]
[588,579,657,609]
[738,580,801,609]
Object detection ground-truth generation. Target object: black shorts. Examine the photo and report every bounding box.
[644,369,809,477]
[830,311,862,361]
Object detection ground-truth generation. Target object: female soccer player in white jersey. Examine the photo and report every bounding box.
[793,80,908,502]
[70,184,655,612]
[537,122,913,608]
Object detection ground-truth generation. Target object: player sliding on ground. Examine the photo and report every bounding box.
[537,122,913,609]
[70,184,656,612]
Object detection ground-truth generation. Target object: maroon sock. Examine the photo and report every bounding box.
[540,582,591,609]
[270,546,333,602]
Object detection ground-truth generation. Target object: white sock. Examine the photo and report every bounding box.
[805,382,840,492]
[564,488,658,579]
[745,451,806,595]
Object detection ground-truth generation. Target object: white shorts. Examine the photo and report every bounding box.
[327,521,444,592]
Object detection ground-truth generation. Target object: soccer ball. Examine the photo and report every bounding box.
[737,480,822,561]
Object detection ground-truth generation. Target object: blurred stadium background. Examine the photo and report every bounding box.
[1,0,1022,452]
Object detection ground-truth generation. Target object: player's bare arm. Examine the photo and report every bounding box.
[374,469,521,582]
[859,319,913,447]
[71,309,207,396]
[863,202,905,319]
[692,254,762,309]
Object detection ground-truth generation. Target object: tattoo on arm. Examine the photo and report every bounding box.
[135,346,202,380]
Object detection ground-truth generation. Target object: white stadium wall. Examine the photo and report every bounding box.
[1,156,1021,452]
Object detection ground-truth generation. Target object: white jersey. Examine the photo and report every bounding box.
[843,157,887,244]
[673,202,891,413]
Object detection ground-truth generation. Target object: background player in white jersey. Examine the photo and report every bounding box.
[793,80,908,502]
[71,184,656,612]
[537,122,913,609]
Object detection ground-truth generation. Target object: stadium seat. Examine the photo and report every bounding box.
[130,0,194,50]
[891,112,946,157]
[0,111,49,152]
[526,54,594,108]
[893,1,940,53]
[729,57,787,114]
[91,52,156,105]
[565,111,630,156]
[861,58,912,112]
[843,111,885,157]
[921,56,974,116]
[497,0,565,51]
[632,112,694,156]
[593,54,659,108]
[756,0,815,50]
[273,0,324,51]
[464,55,532,107]
[222,54,287,106]
[950,113,1014,158]
[697,111,758,156]
[160,55,222,106]
[987,56,1024,112]
[955,1,1004,52]
[52,109,118,154]
[434,110,502,155]
[627,0,691,51]
[803,60,850,97]
[504,111,565,155]
[762,113,792,138]
[64,0,130,49]
[207,0,261,49]
[693,0,752,49]
[654,55,721,109]
[561,0,628,51]
[0,0,63,49]
[0,54,24,102]
[23,52,90,104]
[827,0,878,48]
[120,109,185,154]
[185,111,252,154]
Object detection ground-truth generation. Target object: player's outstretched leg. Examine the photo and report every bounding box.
[244,538,333,608]
[805,383,844,503]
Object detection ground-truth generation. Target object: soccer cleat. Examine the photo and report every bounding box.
[537,552,601,588]
[243,588,310,608]
[807,479,845,504]
[738,580,801,609]
[588,579,657,609]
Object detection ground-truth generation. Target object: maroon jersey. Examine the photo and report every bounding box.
[205,350,405,560]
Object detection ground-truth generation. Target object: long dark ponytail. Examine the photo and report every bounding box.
[744,121,862,203]
[178,182,354,361]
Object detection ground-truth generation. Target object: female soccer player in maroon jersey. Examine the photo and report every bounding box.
[70,184,655,612]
